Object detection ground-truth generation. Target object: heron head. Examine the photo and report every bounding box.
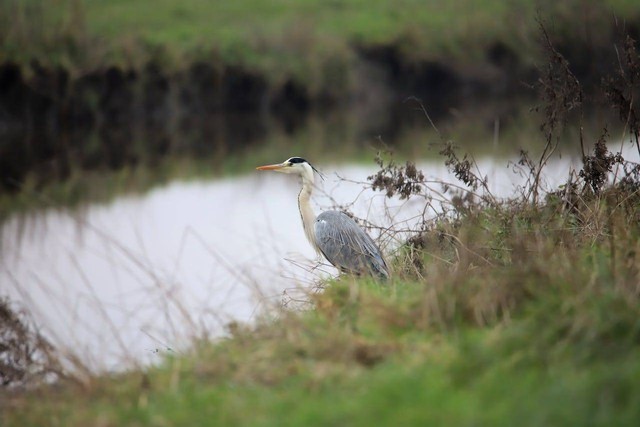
[256,157,321,180]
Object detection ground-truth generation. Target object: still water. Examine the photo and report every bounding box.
[0,153,615,371]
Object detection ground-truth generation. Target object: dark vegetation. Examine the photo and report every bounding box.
[0,298,62,387]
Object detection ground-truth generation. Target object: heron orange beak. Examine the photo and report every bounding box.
[256,163,287,171]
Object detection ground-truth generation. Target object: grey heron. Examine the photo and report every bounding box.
[256,157,389,280]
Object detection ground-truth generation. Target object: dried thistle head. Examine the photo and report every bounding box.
[579,128,623,194]
[368,152,424,200]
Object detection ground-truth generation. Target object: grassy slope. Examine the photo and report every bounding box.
[2,0,639,78]
[3,183,640,426]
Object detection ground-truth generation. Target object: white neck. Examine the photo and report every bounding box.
[298,170,319,254]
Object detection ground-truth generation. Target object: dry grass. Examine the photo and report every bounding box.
[0,298,63,387]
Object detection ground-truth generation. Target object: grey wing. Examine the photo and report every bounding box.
[315,211,389,279]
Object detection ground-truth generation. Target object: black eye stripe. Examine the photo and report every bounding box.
[287,157,307,164]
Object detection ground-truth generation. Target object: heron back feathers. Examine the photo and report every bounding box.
[314,210,389,279]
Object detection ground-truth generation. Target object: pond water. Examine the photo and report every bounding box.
[0,146,634,372]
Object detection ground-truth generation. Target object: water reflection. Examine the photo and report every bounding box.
[0,150,632,371]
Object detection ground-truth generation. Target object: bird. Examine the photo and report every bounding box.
[256,157,389,280]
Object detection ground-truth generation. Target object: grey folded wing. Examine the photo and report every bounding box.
[315,210,389,279]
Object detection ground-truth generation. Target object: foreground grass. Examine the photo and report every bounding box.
[3,183,640,426]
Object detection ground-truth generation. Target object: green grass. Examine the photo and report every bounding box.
[2,0,639,81]
[19,347,638,426]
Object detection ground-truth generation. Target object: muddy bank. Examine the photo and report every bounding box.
[0,30,634,193]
